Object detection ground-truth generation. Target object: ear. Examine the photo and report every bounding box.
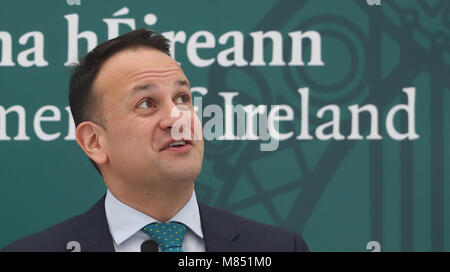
[75,121,108,165]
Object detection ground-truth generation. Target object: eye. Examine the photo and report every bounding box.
[138,98,155,109]
[175,94,190,104]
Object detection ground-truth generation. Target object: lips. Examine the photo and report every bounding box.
[160,138,193,151]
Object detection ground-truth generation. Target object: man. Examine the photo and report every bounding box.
[1,29,309,252]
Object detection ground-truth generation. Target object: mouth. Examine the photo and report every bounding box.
[160,138,193,152]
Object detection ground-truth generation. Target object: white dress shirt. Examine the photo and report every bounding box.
[105,189,205,252]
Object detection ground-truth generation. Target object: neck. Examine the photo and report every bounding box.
[106,176,195,222]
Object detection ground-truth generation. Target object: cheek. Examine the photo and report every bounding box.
[108,118,156,151]
[137,119,162,154]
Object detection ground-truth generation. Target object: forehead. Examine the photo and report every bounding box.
[93,47,187,97]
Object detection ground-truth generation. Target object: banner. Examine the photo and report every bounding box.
[1,0,449,251]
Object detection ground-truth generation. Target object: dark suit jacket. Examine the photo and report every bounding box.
[1,195,309,252]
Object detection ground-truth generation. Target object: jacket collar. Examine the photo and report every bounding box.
[78,195,115,252]
[81,195,241,252]
[198,204,240,252]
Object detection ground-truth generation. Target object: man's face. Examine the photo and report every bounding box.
[92,47,204,187]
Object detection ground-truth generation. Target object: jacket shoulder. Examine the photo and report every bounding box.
[1,213,87,252]
[199,204,309,252]
[1,196,113,252]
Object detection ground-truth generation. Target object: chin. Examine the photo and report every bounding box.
[164,163,202,183]
[160,146,204,182]
[167,172,200,184]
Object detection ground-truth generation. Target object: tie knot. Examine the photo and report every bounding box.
[141,222,187,252]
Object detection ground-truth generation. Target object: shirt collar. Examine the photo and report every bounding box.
[105,189,203,246]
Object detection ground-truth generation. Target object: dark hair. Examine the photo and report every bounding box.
[68,28,171,175]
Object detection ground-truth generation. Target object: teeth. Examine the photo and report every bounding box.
[168,140,186,147]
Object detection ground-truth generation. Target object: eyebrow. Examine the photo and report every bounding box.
[132,80,190,94]
[133,83,156,93]
[175,79,190,88]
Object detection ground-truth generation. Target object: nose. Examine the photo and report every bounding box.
[159,102,182,131]
[159,99,197,141]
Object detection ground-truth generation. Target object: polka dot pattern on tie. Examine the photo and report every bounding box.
[141,222,187,252]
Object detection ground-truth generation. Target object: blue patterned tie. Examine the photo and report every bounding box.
[141,222,187,252]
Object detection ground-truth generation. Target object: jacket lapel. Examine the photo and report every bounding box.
[76,198,241,252]
[199,204,240,252]
[77,195,115,252]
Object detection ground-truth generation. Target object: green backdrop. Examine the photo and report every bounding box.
[1,0,449,251]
